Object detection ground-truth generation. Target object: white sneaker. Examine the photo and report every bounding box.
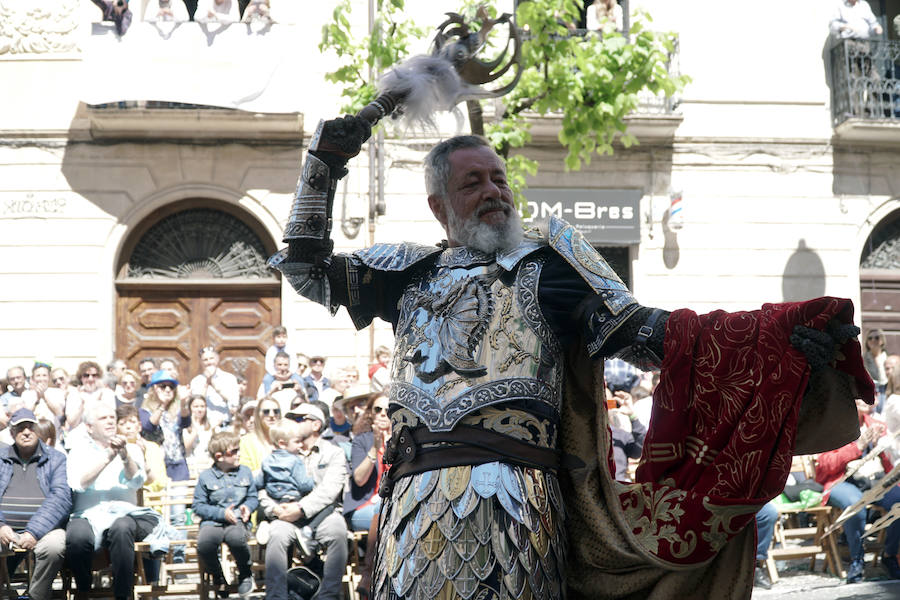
[295,525,315,558]
[237,575,255,599]
[255,520,270,545]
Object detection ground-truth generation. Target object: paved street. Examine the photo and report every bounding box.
[752,566,900,600]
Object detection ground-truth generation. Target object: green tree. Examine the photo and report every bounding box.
[319,0,688,202]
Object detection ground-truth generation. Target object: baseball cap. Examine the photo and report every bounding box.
[9,409,37,427]
[149,369,178,387]
[285,403,325,425]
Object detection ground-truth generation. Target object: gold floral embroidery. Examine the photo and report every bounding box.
[700,496,760,554]
[619,482,696,557]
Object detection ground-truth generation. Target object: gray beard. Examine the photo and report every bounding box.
[447,203,524,254]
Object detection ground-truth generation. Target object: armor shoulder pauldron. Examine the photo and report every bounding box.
[547,216,636,316]
[352,242,441,272]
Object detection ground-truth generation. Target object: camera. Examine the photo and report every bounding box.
[282,382,295,389]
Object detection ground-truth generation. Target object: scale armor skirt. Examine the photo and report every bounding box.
[373,461,566,600]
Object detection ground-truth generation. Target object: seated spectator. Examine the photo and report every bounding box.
[190,347,238,429]
[238,397,279,473]
[34,419,57,448]
[65,361,116,440]
[607,387,647,482]
[193,431,257,599]
[261,404,348,600]
[257,351,304,409]
[816,399,899,583]
[604,357,642,394]
[90,0,133,36]
[0,409,70,600]
[195,0,239,23]
[117,404,167,492]
[116,369,141,408]
[344,392,390,595]
[141,370,190,482]
[50,368,73,394]
[231,399,256,438]
[106,359,127,396]
[159,359,191,404]
[324,397,351,452]
[295,353,310,379]
[254,419,318,555]
[301,356,330,403]
[65,400,154,600]
[318,369,352,410]
[183,394,213,477]
[753,501,778,589]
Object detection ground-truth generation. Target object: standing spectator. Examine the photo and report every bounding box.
[368,346,391,393]
[258,351,303,404]
[261,404,348,600]
[183,395,213,477]
[1,366,27,426]
[50,368,73,394]
[190,347,238,430]
[116,369,141,409]
[0,409,70,600]
[195,0,239,23]
[608,388,647,481]
[830,0,884,116]
[295,353,311,380]
[19,362,65,423]
[136,358,158,406]
[317,369,351,410]
[344,392,390,596]
[301,356,329,403]
[238,397,279,473]
[65,362,116,437]
[65,400,153,600]
[193,431,257,599]
[864,329,889,411]
[830,0,883,40]
[265,326,297,376]
[106,359,127,396]
[159,359,191,403]
[141,371,190,482]
[90,0,133,36]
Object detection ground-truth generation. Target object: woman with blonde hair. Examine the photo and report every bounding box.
[238,395,280,473]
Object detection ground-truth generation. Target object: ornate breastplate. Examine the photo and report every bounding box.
[390,246,563,433]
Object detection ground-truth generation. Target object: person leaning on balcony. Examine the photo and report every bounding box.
[90,0,133,36]
[830,0,883,40]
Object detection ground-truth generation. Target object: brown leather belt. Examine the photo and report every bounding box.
[378,425,566,498]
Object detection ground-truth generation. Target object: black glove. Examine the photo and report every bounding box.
[309,115,372,178]
[790,319,860,370]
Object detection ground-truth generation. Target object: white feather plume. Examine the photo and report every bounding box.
[377,55,476,130]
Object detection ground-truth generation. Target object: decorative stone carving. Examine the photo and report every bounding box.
[0,0,80,55]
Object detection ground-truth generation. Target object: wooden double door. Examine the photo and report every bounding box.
[116,284,281,395]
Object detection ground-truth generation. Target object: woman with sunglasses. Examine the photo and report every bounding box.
[141,370,191,482]
[64,361,116,439]
[238,396,280,473]
[344,392,391,598]
[864,329,889,411]
[116,369,141,407]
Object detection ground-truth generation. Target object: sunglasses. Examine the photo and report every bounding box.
[262,408,281,416]
[81,372,99,379]
[53,376,67,383]
[372,406,387,415]
[310,359,324,365]
[220,447,240,457]
[157,383,175,390]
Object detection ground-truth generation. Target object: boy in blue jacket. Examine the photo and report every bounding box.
[193,430,258,599]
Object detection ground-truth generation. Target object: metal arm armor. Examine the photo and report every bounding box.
[282,120,336,243]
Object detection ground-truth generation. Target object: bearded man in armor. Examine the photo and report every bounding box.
[269,117,874,600]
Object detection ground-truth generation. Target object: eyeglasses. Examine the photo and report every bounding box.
[262,408,281,416]
[53,376,66,383]
[372,406,387,415]
[221,447,240,457]
[122,380,137,386]
[81,372,99,379]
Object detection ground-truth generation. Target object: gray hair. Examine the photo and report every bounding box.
[424,135,494,198]
[83,399,116,426]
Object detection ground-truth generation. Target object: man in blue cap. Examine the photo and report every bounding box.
[0,409,70,600]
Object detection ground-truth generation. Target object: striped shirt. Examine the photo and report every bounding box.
[0,448,45,531]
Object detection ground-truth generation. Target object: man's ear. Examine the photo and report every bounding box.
[428,195,448,229]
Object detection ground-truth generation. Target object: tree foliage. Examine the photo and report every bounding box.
[319,0,689,203]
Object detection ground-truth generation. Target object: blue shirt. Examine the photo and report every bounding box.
[193,464,259,526]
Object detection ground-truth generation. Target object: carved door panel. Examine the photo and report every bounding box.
[116,287,280,396]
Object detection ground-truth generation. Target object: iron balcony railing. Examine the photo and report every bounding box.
[830,36,900,126]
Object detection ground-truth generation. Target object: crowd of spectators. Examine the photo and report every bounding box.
[0,324,395,599]
[90,0,274,36]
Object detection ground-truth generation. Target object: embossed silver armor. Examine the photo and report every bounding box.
[282,120,335,242]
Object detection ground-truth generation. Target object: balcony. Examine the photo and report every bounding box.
[830,37,900,143]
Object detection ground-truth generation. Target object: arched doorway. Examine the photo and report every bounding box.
[115,201,281,396]
[860,207,900,354]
